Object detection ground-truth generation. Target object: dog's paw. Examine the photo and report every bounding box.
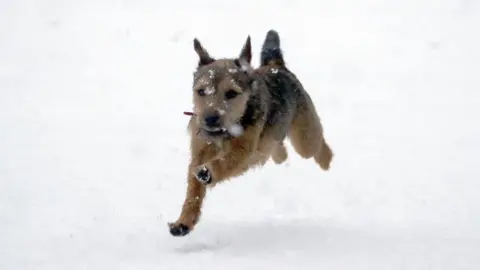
[168,222,191,237]
[195,166,212,184]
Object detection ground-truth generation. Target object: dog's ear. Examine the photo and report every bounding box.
[235,37,255,78]
[236,57,257,88]
[238,36,252,63]
[193,38,215,66]
[237,58,254,75]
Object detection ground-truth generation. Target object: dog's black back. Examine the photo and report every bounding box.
[250,30,302,142]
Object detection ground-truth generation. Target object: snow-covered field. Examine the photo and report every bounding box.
[1,0,480,269]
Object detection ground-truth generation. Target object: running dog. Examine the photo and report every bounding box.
[168,30,333,236]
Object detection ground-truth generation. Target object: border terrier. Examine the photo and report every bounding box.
[168,30,333,236]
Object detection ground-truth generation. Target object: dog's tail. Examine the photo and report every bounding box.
[260,30,285,67]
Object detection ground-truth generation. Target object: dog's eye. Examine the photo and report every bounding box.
[225,90,239,100]
[197,89,206,96]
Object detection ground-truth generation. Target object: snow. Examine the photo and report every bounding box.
[205,86,215,95]
[227,124,244,137]
[1,0,480,269]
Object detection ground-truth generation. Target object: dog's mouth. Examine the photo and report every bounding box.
[201,126,227,136]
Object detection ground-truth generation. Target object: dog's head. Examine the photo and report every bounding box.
[191,36,256,139]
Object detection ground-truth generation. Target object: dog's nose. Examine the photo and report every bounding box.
[204,114,220,127]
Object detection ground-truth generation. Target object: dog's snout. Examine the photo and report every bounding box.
[204,114,220,127]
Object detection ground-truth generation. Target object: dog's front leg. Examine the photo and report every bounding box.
[168,163,206,237]
[168,141,226,237]
[195,125,262,185]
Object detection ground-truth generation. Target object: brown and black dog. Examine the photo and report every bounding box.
[168,30,333,236]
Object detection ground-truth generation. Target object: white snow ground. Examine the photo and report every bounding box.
[1,0,480,269]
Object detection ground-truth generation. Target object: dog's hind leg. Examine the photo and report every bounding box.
[288,94,333,170]
[314,138,333,170]
[271,141,288,164]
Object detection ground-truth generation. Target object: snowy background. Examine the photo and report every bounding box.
[1,0,479,269]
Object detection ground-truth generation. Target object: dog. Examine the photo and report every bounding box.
[168,30,333,236]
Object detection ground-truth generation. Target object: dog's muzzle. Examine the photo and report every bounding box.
[201,112,227,136]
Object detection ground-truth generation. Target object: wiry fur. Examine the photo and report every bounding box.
[169,30,333,237]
